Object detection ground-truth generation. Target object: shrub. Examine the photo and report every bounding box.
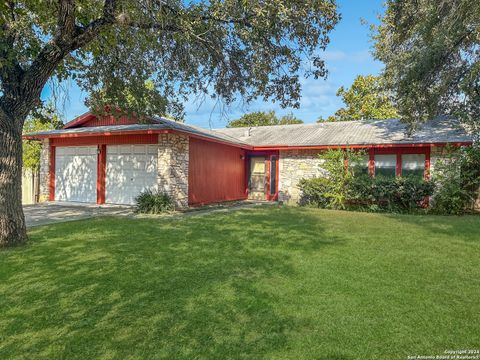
[298,148,366,209]
[135,190,174,214]
[298,177,333,208]
[348,175,435,212]
[430,145,480,214]
[299,175,434,213]
[297,149,435,213]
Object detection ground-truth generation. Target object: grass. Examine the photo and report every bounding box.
[1,206,479,359]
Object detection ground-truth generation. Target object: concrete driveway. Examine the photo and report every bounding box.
[23,202,133,228]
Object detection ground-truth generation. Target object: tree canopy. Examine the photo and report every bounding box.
[0,0,340,246]
[227,111,303,127]
[0,0,340,120]
[317,75,398,122]
[373,0,479,135]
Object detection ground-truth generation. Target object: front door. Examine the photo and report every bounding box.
[248,156,266,200]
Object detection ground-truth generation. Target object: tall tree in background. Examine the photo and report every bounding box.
[317,74,398,122]
[373,0,479,134]
[227,111,303,127]
[23,107,63,172]
[0,0,339,246]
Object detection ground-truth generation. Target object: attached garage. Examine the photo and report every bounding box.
[105,144,158,205]
[55,146,97,203]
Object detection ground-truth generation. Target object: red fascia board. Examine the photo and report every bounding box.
[252,141,473,151]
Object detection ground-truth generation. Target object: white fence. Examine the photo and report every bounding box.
[22,170,40,205]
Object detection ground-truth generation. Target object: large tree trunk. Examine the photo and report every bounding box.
[0,114,27,247]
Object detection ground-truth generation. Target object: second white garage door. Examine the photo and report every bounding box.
[105,145,158,205]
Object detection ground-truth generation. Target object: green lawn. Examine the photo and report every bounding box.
[1,207,479,359]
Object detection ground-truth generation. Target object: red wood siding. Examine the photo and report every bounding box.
[51,134,158,146]
[77,115,141,127]
[189,138,247,205]
[63,113,156,129]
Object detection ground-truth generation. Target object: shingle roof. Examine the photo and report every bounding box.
[25,117,251,147]
[25,115,473,148]
[214,116,473,147]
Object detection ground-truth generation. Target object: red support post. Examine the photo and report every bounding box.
[396,153,402,177]
[97,144,107,204]
[425,146,431,180]
[48,145,56,201]
[368,148,375,176]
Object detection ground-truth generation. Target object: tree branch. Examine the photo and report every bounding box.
[56,0,77,42]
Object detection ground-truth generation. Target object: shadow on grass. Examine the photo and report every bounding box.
[0,206,343,359]
[382,212,480,243]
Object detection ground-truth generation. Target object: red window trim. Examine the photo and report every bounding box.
[370,147,431,179]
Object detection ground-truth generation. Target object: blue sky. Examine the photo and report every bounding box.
[43,0,385,128]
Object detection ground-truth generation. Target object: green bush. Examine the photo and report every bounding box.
[298,148,366,209]
[298,177,333,208]
[299,175,434,213]
[135,190,174,214]
[430,145,480,214]
[297,148,436,213]
[348,175,435,212]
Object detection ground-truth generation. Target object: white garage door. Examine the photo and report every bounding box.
[106,145,158,205]
[55,146,97,203]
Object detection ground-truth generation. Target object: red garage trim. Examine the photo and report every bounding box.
[50,134,160,146]
[49,145,56,201]
[97,145,106,204]
[25,130,167,141]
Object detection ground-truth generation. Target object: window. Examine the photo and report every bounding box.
[402,154,425,179]
[374,154,396,177]
[350,155,369,176]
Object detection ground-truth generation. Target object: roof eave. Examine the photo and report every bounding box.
[252,141,473,150]
[22,128,253,150]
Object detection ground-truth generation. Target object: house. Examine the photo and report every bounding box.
[23,112,473,207]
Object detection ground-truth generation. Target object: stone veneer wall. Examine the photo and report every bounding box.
[278,149,327,204]
[38,139,50,202]
[158,133,189,208]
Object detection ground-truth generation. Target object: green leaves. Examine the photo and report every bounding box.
[298,148,435,212]
[319,75,399,122]
[22,106,63,171]
[373,0,480,133]
[1,0,340,121]
[227,111,303,127]
[431,145,480,214]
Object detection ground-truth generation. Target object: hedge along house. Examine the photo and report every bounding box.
[23,113,473,208]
